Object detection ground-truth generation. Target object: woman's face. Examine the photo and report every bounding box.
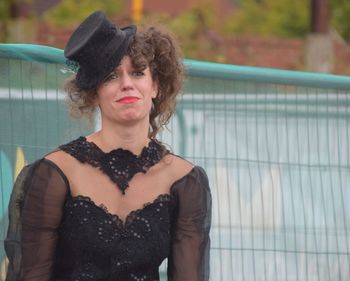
[96,56,157,125]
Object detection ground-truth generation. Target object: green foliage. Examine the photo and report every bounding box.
[224,0,350,41]
[168,4,215,57]
[0,0,13,20]
[142,1,217,59]
[0,0,13,42]
[42,0,125,27]
[224,0,309,38]
[331,0,350,40]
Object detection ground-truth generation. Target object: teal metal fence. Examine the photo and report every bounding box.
[0,44,350,280]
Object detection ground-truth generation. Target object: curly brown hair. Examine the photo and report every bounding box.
[65,25,184,138]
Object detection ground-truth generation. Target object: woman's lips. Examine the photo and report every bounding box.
[117,96,140,104]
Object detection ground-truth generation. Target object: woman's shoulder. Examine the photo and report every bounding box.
[161,153,191,180]
[22,154,68,177]
[45,149,73,168]
[13,156,70,199]
[165,155,211,214]
[44,137,87,172]
[163,153,209,191]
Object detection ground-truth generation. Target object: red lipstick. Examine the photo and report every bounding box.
[117,96,140,104]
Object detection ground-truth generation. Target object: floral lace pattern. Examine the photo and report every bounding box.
[60,193,174,280]
[59,137,167,194]
[69,193,172,228]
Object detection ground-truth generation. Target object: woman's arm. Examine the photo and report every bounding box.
[5,159,68,281]
[168,166,212,281]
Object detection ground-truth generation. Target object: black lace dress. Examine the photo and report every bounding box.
[5,137,211,281]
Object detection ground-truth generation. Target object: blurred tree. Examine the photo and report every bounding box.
[42,0,125,27]
[227,0,241,5]
[0,0,10,41]
[0,0,35,42]
[0,0,16,42]
[224,0,350,41]
[331,0,350,40]
[223,0,309,37]
[142,0,216,60]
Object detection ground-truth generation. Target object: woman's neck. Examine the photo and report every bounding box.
[87,119,151,155]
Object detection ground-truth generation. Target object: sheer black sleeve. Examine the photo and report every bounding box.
[168,166,212,281]
[4,159,68,281]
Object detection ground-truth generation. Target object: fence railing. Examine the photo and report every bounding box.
[1,44,350,281]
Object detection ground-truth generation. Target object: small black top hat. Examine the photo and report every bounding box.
[64,11,136,90]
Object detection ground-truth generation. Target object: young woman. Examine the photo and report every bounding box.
[5,11,211,281]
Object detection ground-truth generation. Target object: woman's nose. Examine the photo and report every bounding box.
[120,73,133,91]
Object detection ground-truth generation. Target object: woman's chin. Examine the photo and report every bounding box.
[123,110,144,120]
[115,111,148,124]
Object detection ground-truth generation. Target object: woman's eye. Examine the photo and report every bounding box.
[133,71,145,77]
[104,73,118,82]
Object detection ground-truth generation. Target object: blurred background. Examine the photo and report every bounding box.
[1,0,350,75]
[1,1,350,280]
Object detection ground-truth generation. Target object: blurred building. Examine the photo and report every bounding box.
[12,0,235,18]
[128,0,235,17]
[9,0,60,17]
[5,0,350,75]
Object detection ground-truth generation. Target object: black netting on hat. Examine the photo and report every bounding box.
[74,32,132,91]
[66,59,80,73]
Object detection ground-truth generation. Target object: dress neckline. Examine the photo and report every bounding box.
[68,193,172,228]
[59,136,168,194]
[81,136,152,156]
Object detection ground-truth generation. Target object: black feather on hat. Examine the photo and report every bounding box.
[64,11,136,90]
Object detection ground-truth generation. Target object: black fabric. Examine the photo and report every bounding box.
[59,137,167,194]
[5,158,211,280]
[5,159,69,281]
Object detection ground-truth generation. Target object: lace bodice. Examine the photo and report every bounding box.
[58,193,173,281]
[5,140,211,281]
